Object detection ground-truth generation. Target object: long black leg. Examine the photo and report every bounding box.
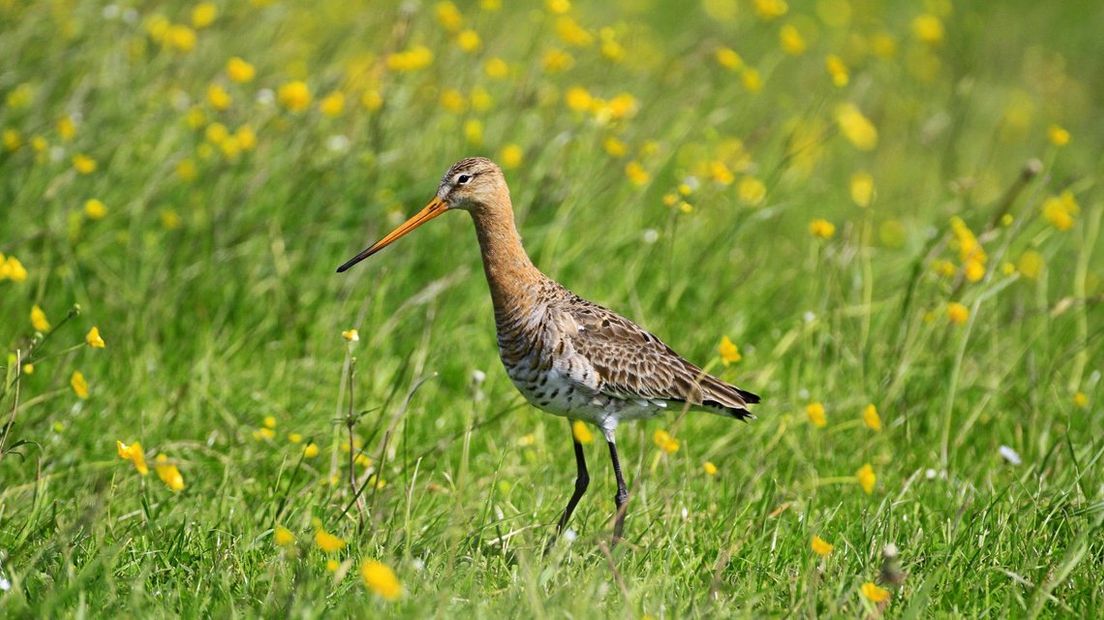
[608,439,629,542]
[556,423,589,534]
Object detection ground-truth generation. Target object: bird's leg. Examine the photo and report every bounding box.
[556,425,590,534]
[607,439,629,543]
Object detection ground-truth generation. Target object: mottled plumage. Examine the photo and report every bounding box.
[338,156,760,542]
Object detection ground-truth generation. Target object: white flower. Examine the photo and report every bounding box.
[642,228,659,244]
[326,135,350,153]
[563,528,577,543]
[998,445,1022,465]
[256,89,275,105]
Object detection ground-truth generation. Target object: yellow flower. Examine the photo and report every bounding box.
[1011,251,1037,280]
[950,217,986,264]
[226,56,255,83]
[303,443,320,458]
[361,90,383,111]
[470,87,492,112]
[2,128,22,151]
[738,177,766,206]
[710,160,734,185]
[1073,392,1088,408]
[262,416,277,430]
[166,25,196,52]
[806,402,827,428]
[481,0,501,10]
[456,29,482,52]
[703,461,718,476]
[435,1,463,32]
[931,258,958,278]
[861,581,891,603]
[274,526,296,546]
[57,116,77,141]
[342,329,359,342]
[741,68,763,93]
[361,559,402,601]
[856,463,876,494]
[779,24,806,55]
[625,161,649,186]
[463,119,483,145]
[862,404,882,431]
[2,255,28,282]
[811,535,834,556]
[205,122,229,144]
[555,16,592,47]
[1047,124,1070,147]
[911,14,944,44]
[185,106,206,129]
[71,370,89,399]
[825,54,849,87]
[22,364,34,375]
[73,154,97,174]
[288,432,303,444]
[277,81,312,112]
[564,86,592,112]
[571,420,594,444]
[116,440,149,475]
[439,89,466,113]
[652,429,680,454]
[84,198,107,220]
[86,326,106,348]
[850,172,874,207]
[542,48,574,73]
[5,82,34,108]
[546,0,571,14]
[386,46,434,72]
[499,144,523,169]
[319,92,345,117]
[314,529,346,553]
[715,47,743,71]
[754,0,788,20]
[235,125,256,150]
[161,209,183,230]
[809,218,836,239]
[31,305,51,332]
[155,454,185,491]
[206,83,231,110]
[253,427,275,441]
[871,32,898,57]
[946,302,969,325]
[484,57,509,79]
[1042,191,1079,231]
[326,559,339,572]
[835,104,878,151]
[718,336,742,365]
[963,258,985,283]
[191,2,218,29]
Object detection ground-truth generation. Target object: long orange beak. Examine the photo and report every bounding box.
[336,197,448,273]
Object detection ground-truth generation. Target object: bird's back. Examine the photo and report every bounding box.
[495,278,759,425]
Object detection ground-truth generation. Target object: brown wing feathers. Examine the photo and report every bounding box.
[563,295,759,419]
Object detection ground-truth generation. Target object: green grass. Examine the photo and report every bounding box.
[2,0,1103,616]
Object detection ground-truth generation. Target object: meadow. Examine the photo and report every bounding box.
[2,0,1102,616]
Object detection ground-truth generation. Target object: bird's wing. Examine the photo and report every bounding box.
[557,296,759,418]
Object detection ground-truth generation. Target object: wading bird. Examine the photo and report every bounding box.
[338,157,759,542]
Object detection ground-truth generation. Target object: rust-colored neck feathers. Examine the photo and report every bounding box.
[468,183,544,321]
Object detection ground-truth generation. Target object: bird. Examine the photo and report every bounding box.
[338,157,759,542]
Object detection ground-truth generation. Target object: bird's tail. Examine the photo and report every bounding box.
[698,374,760,421]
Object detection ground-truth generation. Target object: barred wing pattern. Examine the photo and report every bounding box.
[560,294,759,420]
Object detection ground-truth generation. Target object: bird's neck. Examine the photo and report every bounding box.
[468,194,544,321]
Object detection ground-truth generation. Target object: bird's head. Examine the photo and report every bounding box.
[337,157,505,273]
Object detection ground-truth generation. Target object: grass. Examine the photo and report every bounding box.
[2,0,1103,616]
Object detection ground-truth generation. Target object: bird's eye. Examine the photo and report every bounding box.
[456,174,472,185]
